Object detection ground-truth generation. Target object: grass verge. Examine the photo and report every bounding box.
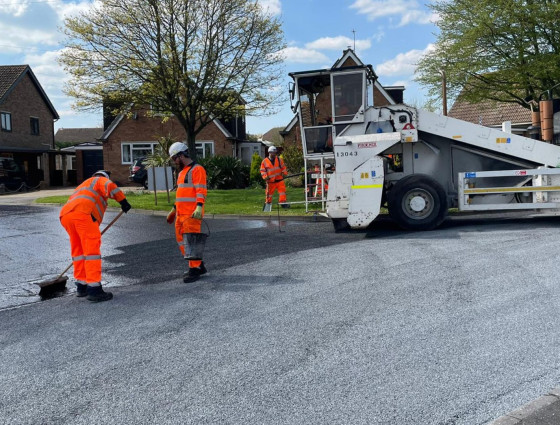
[35,187,327,216]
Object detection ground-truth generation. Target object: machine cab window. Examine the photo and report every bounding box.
[290,68,368,156]
[331,71,365,124]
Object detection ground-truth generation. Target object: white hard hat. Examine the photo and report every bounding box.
[169,142,188,158]
[269,146,278,153]
[93,170,110,179]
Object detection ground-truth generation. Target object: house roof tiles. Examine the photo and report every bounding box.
[0,65,59,119]
[449,97,531,126]
[0,65,27,100]
[55,128,104,144]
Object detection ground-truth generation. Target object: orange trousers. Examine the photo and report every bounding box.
[175,214,202,268]
[60,211,102,284]
[265,180,287,204]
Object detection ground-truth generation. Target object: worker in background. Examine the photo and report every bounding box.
[166,142,208,283]
[260,146,289,210]
[59,170,132,302]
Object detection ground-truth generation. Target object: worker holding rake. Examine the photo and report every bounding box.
[59,170,131,302]
[260,146,289,211]
[166,142,208,283]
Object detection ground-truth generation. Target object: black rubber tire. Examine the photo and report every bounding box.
[142,177,148,189]
[332,218,350,232]
[387,174,447,231]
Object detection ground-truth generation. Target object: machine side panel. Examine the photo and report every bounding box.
[417,109,560,167]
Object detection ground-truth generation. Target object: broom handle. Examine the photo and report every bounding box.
[56,210,125,281]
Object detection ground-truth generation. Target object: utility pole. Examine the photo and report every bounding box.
[441,70,448,116]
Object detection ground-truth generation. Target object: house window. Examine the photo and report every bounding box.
[195,141,214,158]
[121,142,158,164]
[1,112,11,132]
[30,117,40,135]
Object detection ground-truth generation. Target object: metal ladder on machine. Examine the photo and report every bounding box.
[303,156,331,217]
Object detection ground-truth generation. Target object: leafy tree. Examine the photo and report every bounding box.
[416,0,560,111]
[246,133,261,142]
[60,0,286,160]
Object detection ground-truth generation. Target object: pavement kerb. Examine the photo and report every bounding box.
[489,388,560,425]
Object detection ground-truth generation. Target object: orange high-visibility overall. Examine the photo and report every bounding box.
[260,156,288,203]
[59,176,126,285]
[174,163,207,268]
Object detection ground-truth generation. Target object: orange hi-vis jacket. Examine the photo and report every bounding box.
[260,156,287,182]
[60,176,126,222]
[175,163,207,215]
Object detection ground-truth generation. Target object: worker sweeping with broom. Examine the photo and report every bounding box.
[166,142,208,283]
[59,170,131,302]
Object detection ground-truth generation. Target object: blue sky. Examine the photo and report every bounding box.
[0,0,439,136]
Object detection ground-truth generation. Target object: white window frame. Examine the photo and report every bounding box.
[121,142,158,164]
[195,141,214,158]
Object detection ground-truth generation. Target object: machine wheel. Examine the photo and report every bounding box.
[142,177,148,189]
[332,218,350,232]
[388,175,447,231]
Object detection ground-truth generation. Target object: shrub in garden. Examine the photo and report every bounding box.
[280,144,305,188]
[250,152,264,187]
[199,155,249,189]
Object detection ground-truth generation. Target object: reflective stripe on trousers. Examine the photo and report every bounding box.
[60,211,102,284]
[265,180,287,204]
[175,214,202,268]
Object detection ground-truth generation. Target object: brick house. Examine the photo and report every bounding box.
[448,94,532,137]
[0,65,61,187]
[279,49,403,148]
[99,104,250,185]
[56,127,104,184]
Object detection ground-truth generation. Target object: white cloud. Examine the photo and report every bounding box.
[306,36,371,51]
[375,44,434,77]
[0,22,59,51]
[0,0,29,17]
[257,0,282,16]
[279,47,329,64]
[51,0,100,21]
[23,50,69,91]
[350,0,434,26]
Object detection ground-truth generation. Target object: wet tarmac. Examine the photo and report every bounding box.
[0,204,352,310]
[5,203,560,423]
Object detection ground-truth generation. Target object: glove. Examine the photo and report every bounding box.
[191,205,203,220]
[166,209,176,224]
[119,199,132,213]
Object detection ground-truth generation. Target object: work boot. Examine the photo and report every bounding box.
[199,262,207,275]
[280,203,290,209]
[183,266,203,283]
[86,285,113,302]
[76,282,88,298]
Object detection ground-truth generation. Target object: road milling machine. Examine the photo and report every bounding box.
[289,58,560,231]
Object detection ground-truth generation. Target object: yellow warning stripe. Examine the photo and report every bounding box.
[464,186,560,194]
[351,184,383,189]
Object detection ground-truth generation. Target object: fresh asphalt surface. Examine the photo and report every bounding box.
[2,203,560,424]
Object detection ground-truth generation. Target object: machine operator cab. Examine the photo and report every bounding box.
[289,65,374,158]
